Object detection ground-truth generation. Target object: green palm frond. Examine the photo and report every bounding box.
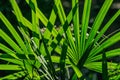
[0,0,120,79]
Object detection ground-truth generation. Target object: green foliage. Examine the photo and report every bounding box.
[0,0,120,79]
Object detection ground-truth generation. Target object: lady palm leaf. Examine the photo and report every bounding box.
[0,29,23,54]
[72,0,80,58]
[0,43,18,59]
[10,0,30,42]
[0,71,26,80]
[84,62,118,73]
[0,13,28,52]
[80,0,92,56]
[102,49,109,80]
[0,65,22,70]
[86,48,120,63]
[30,0,40,47]
[0,54,23,66]
[94,10,120,44]
[85,0,113,50]
[89,31,120,59]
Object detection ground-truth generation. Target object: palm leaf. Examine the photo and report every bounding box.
[85,0,113,50]
[0,71,26,80]
[94,10,120,43]
[84,62,117,73]
[86,48,120,63]
[0,43,18,59]
[102,49,109,80]
[0,12,28,52]
[89,32,120,58]
[10,0,30,59]
[80,0,92,56]
[0,65,22,70]
[72,0,80,58]
[0,30,23,54]
[31,0,40,47]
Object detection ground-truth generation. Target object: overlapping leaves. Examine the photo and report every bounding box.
[0,0,120,79]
